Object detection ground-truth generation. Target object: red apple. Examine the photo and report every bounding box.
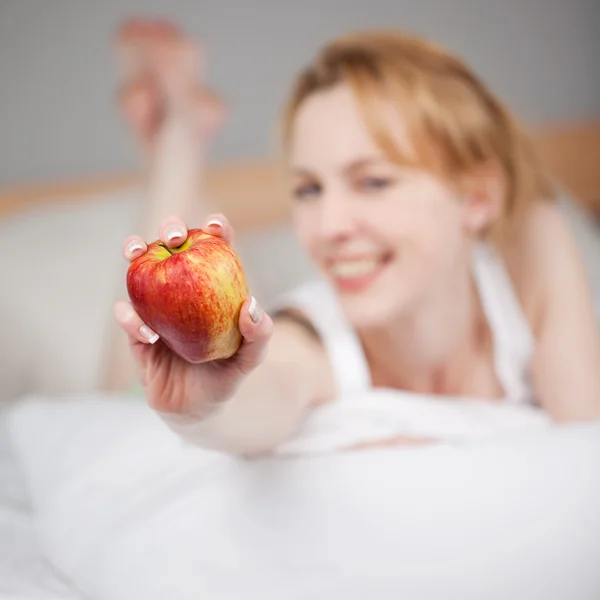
[126,229,249,363]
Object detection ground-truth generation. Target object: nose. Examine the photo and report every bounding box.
[316,187,357,243]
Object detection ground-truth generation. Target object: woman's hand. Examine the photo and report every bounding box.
[114,213,274,420]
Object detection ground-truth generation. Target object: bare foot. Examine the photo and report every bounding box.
[115,18,226,150]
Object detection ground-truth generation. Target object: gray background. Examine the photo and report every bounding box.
[0,0,598,186]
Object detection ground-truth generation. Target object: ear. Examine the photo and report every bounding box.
[461,166,504,236]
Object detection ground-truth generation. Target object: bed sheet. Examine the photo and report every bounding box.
[0,411,83,600]
[6,393,600,600]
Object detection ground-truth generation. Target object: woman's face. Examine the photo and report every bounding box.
[288,84,486,330]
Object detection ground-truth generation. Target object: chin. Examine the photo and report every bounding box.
[329,273,412,332]
[337,291,406,331]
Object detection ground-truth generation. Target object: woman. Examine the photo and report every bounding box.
[112,19,600,455]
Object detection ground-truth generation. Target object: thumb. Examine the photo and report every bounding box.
[231,297,273,375]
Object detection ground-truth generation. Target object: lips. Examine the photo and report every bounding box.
[329,259,381,279]
[326,253,392,292]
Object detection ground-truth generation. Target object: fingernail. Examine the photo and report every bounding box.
[140,324,160,344]
[166,227,184,242]
[206,219,224,229]
[127,241,144,256]
[248,296,262,324]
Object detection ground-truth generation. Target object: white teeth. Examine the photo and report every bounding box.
[330,260,380,279]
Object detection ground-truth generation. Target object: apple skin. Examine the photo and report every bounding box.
[126,229,249,363]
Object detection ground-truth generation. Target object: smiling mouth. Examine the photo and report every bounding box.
[327,253,393,291]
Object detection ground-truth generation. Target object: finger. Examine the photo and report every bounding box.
[122,235,148,262]
[159,215,188,248]
[200,213,235,245]
[232,296,273,374]
[113,301,160,345]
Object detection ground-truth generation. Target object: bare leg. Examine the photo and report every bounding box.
[101,18,226,392]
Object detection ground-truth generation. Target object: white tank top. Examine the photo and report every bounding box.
[273,241,536,406]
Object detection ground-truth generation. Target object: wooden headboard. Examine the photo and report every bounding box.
[0,159,292,232]
[1,120,599,230]
[533,120,600,216]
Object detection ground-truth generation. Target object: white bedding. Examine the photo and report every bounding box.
[0,412,84,599]
[4,392,600,600]
[0,190,598,599]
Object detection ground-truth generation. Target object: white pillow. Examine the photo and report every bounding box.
[0,192,315,404]
[7,393,600,600]
[0,192,141,403]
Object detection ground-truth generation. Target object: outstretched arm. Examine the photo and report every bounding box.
[113,214,335,456]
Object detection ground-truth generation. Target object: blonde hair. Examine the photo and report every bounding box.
[281,31,554,233]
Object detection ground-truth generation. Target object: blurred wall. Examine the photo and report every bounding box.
[0,0,598,186]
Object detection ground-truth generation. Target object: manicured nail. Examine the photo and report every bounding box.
[127,241,144,256]
[140,324,160,344]
[166,227,184,241]
[206,219,223,229]
[248,296,262,324]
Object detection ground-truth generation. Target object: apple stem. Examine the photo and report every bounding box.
[157,241,174,256]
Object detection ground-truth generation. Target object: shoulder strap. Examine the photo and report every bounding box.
[471,242,535,404]
[270,280,371,398]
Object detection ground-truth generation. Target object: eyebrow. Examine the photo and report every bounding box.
[291,155,389,176]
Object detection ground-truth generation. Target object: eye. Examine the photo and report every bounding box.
[358,177,393,193]
[292,182,322,201]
